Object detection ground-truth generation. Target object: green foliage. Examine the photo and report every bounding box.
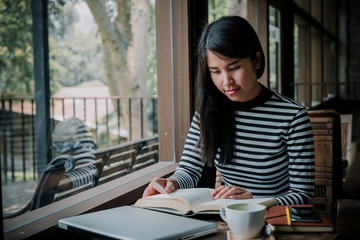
[0,0,68,98]
[208,0,231,22]
[146,0,157,97]
[1,0,157,101]
[49,2,106,89]
[0,1,33,97]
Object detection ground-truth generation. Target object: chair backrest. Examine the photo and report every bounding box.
[308,109,343,222]
[340,114,352,165]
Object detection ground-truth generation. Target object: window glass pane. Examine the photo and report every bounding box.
[294,23,299,103]
[294,0,339,106]
[1,1,36,218]
[294,17,310,107]
[1,0,158,217]
[50,1,157,147]
[311,27,322,107]
[208,0,247,22]
[323,37,337,100]
[269,5,281,92]
[49,0,158,203]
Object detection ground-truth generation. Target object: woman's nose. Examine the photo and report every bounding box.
[223,72,234,86]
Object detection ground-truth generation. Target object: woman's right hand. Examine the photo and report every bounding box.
[142,177,179,197]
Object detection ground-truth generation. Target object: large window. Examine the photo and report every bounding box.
[3,0,190,238]
[293,0,338,108]
[2,0,158,216]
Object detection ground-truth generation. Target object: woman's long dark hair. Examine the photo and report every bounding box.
[195,16,265,166]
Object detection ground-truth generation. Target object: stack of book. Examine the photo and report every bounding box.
[265,205,334,233]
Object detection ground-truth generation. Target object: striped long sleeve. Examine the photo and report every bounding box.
[169,88,315,205]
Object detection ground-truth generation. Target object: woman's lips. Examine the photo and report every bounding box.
[226,88,240,95]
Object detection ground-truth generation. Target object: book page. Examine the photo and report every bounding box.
[195,197,276,213]
[203,197,276,207]
[164,188,214,208]
[142,188,214,208]
[134,188,215,215]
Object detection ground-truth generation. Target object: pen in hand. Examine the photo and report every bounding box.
[150,179,168,195]
[286,206,291,226]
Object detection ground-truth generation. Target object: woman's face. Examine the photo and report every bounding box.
[206,50,261,102]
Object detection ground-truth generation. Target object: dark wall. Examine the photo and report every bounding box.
[348,0,360,90]
[346,0,360,142]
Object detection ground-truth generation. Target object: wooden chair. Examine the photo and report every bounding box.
[214,110,343,222]
[340,114,352,174]
[309,109,343,222]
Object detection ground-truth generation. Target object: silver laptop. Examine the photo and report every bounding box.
[58,206,217,240]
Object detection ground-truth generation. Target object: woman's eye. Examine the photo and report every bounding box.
[230,66,240,71]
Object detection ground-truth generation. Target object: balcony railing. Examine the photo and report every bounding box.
[0,96,158,184]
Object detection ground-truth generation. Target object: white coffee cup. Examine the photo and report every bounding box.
[220,203,266,238]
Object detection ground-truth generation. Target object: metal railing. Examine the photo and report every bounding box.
[0,96,158,184]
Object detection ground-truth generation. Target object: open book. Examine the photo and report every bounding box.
[133,188,277,216]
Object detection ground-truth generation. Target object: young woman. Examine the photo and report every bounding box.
[143,16,315,205]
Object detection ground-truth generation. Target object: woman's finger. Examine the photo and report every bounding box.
[143,178,166,197]
[214,185,236,199]
[229,190,253,199]
[211,185,226,197]
[218,186,245,199]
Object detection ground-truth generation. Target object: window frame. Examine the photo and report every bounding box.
[291,0,339,108]
[248,0,269,88]
[3,0,191,238]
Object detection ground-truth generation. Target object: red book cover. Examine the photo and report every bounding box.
[265,205,334,233]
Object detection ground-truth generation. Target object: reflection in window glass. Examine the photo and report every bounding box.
[269,5,281,92]
[1,0,158,217]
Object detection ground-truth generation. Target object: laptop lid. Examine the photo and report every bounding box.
[58,206,217,240]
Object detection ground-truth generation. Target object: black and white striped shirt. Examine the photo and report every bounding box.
[170,86,315,205]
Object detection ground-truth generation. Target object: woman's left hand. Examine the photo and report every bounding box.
[211,185,253,200]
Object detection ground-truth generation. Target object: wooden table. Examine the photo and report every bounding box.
[194,215,338,240]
